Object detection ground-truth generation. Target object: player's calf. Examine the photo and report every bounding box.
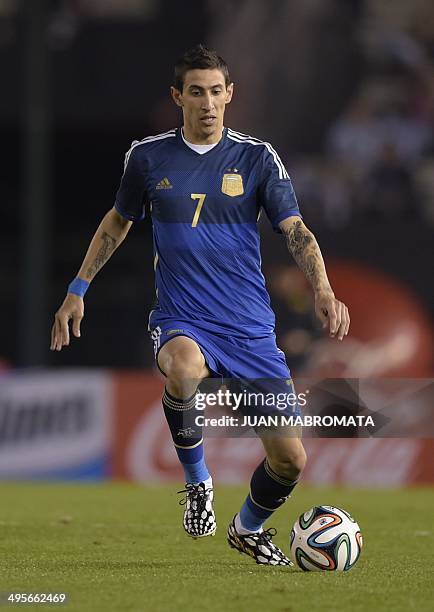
[162,387,216,537]
[235,457,301,536]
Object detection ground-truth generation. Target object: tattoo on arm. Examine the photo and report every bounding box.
[86,231,117,279]
[283,220,331,293]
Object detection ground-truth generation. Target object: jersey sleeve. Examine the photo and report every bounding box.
[114,143,147,221]
[259,146,301,232]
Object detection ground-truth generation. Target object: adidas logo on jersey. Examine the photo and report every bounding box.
[156,177,173,190]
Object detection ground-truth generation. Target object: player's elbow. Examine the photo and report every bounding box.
[107,207,133,235]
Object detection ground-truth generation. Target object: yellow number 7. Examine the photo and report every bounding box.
[191,193,206,227]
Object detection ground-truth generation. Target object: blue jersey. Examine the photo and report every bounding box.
[114,127,301,338]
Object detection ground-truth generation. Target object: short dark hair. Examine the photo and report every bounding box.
[174,44,230,92]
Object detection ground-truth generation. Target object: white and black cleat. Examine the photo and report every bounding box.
[227,516,293,566]
[178,483,216,538]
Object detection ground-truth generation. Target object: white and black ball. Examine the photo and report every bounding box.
[290,505,363,571]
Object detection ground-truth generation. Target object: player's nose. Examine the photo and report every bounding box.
[201,92,214,111]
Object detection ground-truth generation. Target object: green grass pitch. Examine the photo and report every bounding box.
[0,483,433,611]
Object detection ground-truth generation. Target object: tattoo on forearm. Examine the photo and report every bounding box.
[86,231,117,279]
[283,220,330,292]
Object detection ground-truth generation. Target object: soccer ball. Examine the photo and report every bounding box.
[290,505,363,571]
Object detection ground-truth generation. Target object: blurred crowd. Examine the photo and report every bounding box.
[291,0,434,230]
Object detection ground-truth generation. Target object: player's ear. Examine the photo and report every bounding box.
[171,86,183,107]
[225,82,234,104]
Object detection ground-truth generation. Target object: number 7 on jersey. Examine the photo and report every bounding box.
[191,193,206,228]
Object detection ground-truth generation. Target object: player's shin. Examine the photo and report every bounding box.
[162,388,211,485]
[236,458,299,534]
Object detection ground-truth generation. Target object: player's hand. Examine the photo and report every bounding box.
[50,294,84,351]
[314,290,350,341]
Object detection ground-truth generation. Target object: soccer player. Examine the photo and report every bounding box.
[51,45,350,566]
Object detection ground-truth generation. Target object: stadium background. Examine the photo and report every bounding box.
[0,0,433,483]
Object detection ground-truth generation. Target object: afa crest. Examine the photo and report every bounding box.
[221,173,244,197]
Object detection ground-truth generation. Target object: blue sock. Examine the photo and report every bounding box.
[163,388,211,485]
[177,450,210,485]
[239,458,298,532]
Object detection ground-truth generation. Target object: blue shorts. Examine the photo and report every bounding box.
[149,312,300,418]
[149,313,290,379]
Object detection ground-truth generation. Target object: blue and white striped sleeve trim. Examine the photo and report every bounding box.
[122,129,177,170]
[227,128,290,180]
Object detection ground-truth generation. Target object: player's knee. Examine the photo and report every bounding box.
[164,350,205,384]
[269,445,307,480]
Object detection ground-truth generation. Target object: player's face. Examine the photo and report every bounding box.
[171,69,233,144]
